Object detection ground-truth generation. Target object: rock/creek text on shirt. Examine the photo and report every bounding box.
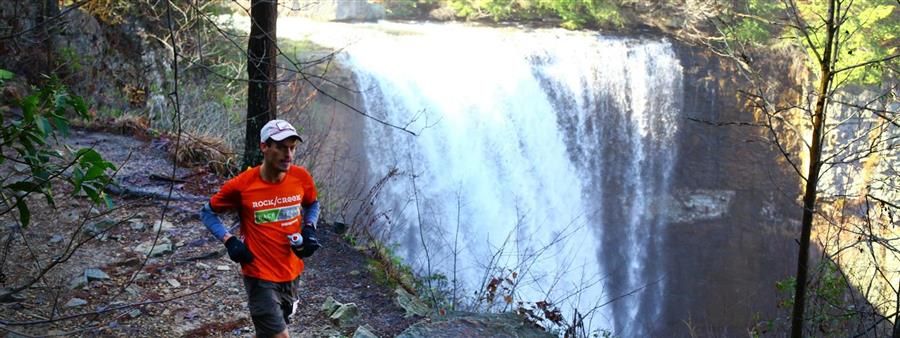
[251,194,303,209]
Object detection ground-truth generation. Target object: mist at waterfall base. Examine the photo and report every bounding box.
[300,22,683,335]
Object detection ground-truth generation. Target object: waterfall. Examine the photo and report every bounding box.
[290,21,683,335]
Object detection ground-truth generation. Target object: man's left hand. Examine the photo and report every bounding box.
[297,223,321,258]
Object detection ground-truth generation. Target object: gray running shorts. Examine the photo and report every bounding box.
[243,275,300,337]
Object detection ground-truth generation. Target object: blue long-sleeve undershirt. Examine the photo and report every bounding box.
[201,202,229,241]
[302,200,320,227]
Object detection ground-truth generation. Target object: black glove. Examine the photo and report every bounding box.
[295,224,321,258]
[225,236,254,264]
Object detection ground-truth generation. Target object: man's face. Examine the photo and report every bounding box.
[261,137,299,172]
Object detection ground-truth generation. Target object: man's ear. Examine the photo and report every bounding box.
[259,142,267,152]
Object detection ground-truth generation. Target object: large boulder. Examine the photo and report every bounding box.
[134,238,173,257]
[321,296,341,315]
[329,302,360,328]
[322,296,360,328]
[394,287,429,318]
[352,324,378,338]
[84,268,111,282]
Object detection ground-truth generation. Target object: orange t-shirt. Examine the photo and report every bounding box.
[209,165,318,282]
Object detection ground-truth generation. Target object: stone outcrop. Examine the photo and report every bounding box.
[352,324,379,338]
[329,303,360,328]
[663,189,735,223]
[321,296,341,315]
[394,287,429,318]
[396,312,554,338]
[133,238,173,257]
[321,296,361,328]
[0,4,170,128]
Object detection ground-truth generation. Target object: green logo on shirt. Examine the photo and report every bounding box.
[255,205,301,224]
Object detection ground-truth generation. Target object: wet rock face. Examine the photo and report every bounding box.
[653,42,803,335]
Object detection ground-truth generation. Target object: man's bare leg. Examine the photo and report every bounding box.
[253,330,288,338]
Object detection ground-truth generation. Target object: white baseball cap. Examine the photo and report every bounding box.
[260,119,303,143]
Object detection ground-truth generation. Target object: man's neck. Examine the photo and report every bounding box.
[259,164,287,183]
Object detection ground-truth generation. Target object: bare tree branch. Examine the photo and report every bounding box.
[833,54,899,75]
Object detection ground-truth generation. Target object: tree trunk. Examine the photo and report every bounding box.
[893,303,900,338]
[243,0,278,168]
[790,0,836,336]
[41,0,59,70]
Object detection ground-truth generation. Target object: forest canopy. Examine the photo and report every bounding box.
[384,0,897,84]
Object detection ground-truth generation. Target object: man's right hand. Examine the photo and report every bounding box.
[224,236,254,264]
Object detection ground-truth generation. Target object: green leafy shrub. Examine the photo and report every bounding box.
[384,0,442,19]
[789,0,897,85]
[443,0,622,29]
[0,70,116,227]
[537,0,623,29]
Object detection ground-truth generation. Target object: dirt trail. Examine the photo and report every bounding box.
[0,129,419,337]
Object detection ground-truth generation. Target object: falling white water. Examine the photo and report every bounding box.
[267,18,684,335]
